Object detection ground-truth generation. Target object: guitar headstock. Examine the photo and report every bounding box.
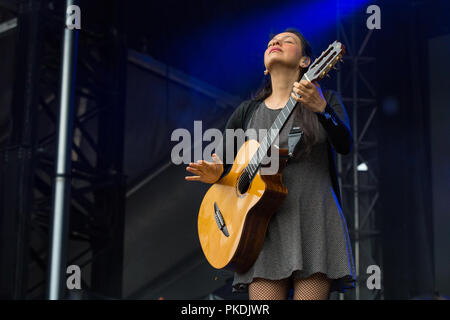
[303,40,345,82]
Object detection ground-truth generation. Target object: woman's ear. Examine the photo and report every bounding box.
[299,56,311,68]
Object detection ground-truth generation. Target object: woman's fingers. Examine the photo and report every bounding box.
[188,162,200,168]
[187,155,221,173]
[185,155,225,183]
[186,165,206,182]
[187,167,206,179]
[189,162,207,170]
[186,166,201,174]
[291,91,304,102]
[293,87,305,97]
[185,175,201,181]
[190,158,218,170]
[187,159,214,175]
[212,153,223,164]
[300,79,314,89]
[299,83,313,94]
[293,85,308,97]
[294,82,312,95]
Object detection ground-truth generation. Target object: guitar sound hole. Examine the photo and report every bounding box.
[237,171,251,194]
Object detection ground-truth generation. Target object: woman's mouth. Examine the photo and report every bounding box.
[269,47,282,54]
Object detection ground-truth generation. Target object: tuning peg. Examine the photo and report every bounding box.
[340,58,344,63]
[326,74,331,78]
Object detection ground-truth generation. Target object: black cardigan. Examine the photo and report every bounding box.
[216,90,352,208]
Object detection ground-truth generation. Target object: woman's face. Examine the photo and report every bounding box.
[264,32,303,72]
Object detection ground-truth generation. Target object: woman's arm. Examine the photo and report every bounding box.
[215,100,249,181]
[292,81,353,155]
[185,100,249,184]
[316,90,353,155]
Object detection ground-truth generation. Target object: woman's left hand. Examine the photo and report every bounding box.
[291,80,327,113]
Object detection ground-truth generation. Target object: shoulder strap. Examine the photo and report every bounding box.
[286,101,304,161]
[287,125,303,158]
[287,88,334,161]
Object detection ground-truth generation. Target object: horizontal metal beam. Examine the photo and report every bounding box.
[342,97,377,105]
[0,17,17,36]
[127,49,241,109]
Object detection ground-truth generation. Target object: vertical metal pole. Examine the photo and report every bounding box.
[352,15,360,301]
[336,0,344,301]
[48,0,78,300]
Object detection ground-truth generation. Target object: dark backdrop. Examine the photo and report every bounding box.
[377,0,450,299]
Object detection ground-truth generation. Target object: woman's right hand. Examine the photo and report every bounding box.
[185,153,224,184]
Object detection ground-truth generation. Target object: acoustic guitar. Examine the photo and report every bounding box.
[197,41,346,273]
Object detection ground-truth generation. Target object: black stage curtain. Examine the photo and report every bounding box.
[0,18,15,148]
[377,0,449,299]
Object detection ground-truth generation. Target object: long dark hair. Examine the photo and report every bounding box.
[252,28,321,157]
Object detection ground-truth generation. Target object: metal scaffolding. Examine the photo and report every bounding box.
[0,0,39,299]
[335,0,383,300]
[0,0,127,299]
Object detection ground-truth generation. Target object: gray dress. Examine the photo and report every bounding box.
[231,100,356,293]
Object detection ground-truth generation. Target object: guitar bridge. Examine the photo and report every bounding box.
[213,202,229,237]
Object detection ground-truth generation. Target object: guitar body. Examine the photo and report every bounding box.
[197,139,289,273]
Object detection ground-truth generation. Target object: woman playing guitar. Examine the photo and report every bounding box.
[185,28,356,300]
